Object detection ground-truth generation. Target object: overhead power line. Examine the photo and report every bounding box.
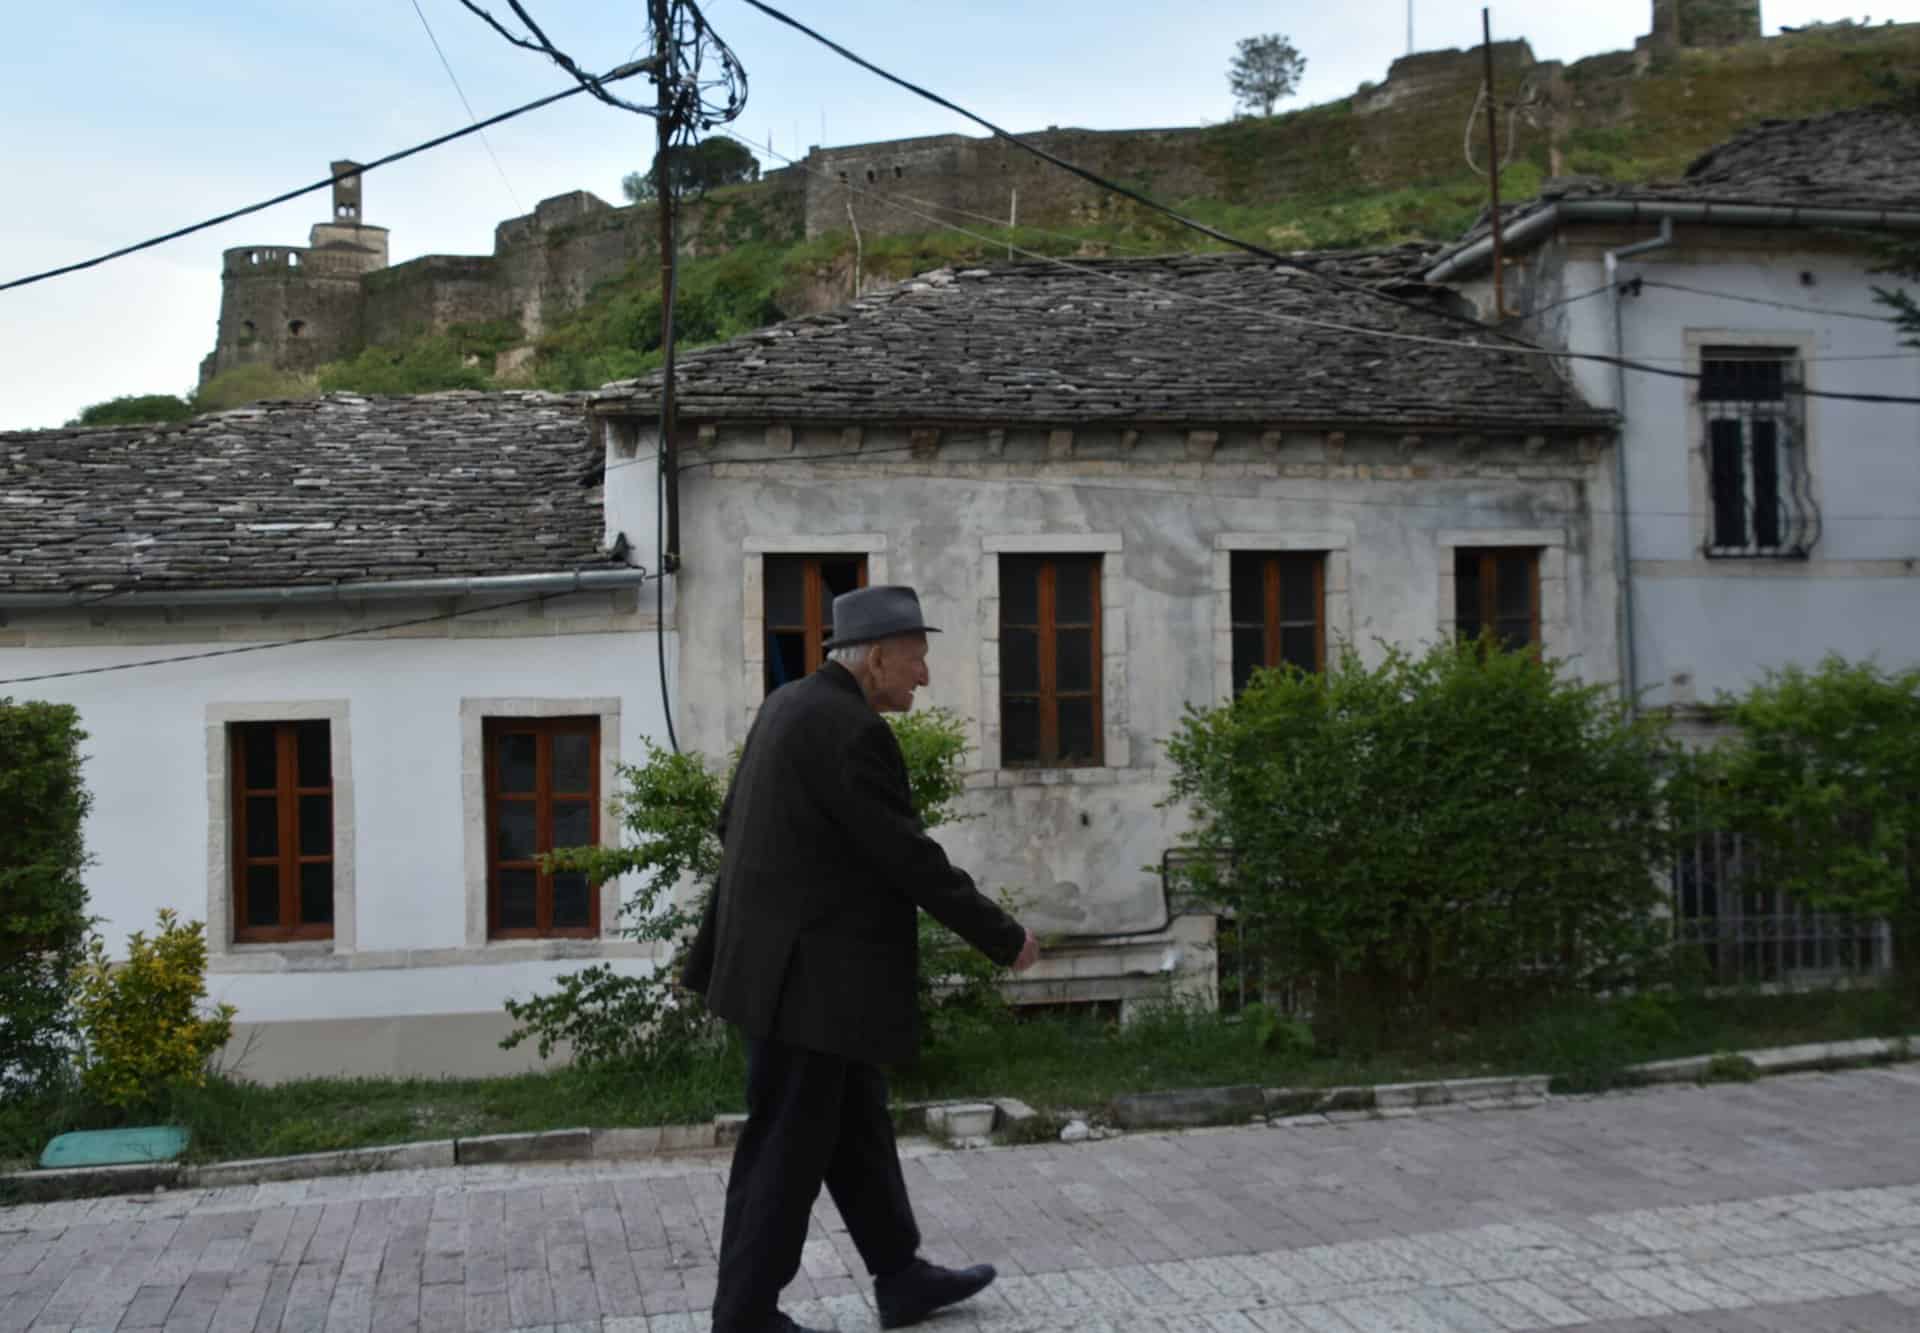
[1637,279,1901,322]
[724,129,1920,407]
[0,586,665,688]
[725,2,1920,407]
[407,0,524,214]
[0,58,660,294]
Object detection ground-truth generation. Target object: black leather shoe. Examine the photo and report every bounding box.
[761,1314,831,1333]
[876,1258,998,1329]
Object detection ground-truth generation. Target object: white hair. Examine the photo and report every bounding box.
[827,642,874,669]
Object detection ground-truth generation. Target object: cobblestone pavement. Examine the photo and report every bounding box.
[4,1067,1919,1333]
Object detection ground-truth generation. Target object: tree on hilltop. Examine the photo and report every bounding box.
[1228,33,1307,118]
[1228,33,1305,118]
[622,137,761,203]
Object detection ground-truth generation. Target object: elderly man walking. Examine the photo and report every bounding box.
[684,584,1041,1333]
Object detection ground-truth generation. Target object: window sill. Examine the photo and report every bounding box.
[975,767,1137,789]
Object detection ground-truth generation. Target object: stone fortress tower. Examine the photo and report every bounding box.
[1645,0,1763,51]
[199,162,389,386]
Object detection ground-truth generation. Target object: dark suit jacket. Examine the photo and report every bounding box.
[681,662,1025,1066]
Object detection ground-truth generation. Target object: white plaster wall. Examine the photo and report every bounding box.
[1562,240,1920,706]
[0,609,675,1040]
[653,443,1617,938]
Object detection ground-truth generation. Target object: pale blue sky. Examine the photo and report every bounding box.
[1,1,1907,429]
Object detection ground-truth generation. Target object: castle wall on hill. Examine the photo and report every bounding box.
[196,0,1863,384]
[363,256,502,346]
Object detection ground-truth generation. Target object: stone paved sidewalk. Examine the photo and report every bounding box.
[3,1066,1919,1332]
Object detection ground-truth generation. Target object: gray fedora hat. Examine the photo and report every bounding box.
[826,585,942,647]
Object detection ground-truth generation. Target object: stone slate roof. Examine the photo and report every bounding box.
[589,248,1611,434]
[1446,105,1920,254]
[0,391,612,596]
[1671,106,1920,210]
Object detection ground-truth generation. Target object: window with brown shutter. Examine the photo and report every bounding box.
[764,554,868,694]
[484,717,601,939]
[1454,548,1541,651]
[1229,552,1326,694]
[999,555,1103,768]
[230,721,334,943]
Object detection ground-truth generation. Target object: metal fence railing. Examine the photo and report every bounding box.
[1671,827,1892,985]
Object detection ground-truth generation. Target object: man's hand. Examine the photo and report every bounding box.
[1011,929,1041,973]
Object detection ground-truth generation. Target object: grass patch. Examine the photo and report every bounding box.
[2,986,1911,1172]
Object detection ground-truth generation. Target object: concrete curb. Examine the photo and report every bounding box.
[5,1034,1912,1204]
[1626,1035,1909,1085]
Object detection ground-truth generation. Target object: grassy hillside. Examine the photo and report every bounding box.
[160,23,1920,413]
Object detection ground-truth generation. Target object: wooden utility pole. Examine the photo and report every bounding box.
[653,0,681,570]
[1481,7,1508,320]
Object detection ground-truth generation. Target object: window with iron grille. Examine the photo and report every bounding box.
[999,555,1102,767]
[230,721,334,942]
[1453,548,1540,651]
[1700,347,1816,558]
[484,717,600,939]
[764,555,868,694]
[1229,552,1326,695]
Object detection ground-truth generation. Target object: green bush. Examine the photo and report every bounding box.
[192,364,318,412]
[316,336,491,396]
[1678,657,1920,997]
[0,701,94,1095]
[66,393,194,428]
[71,910,235,1110]
[502,742,725,1070]
[1165,638,1674,1046]
[503,708,1007,1070]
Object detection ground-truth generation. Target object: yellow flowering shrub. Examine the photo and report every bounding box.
[71,910,237,1109]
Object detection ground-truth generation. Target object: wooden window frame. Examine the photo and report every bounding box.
[1000,555,1104,768]
[763,553,869,695]
[483,716,602,940]
[1230,552,1327,693]
[1454,547,1542,649]
[230,721,334,944]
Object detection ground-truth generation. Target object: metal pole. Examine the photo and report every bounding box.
[1481,7,1507,320]
[1407,0,1414,54]
[654,0,680,571]
[1008,187,1017,261]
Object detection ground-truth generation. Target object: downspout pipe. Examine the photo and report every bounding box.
[1604,216,1675,715]
[0,566,652,610]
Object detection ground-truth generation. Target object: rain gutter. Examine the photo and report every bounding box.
[1423,199,1920,285]
[0,567,652,610]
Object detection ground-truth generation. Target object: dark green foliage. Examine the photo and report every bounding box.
[891,710,1016,1048]
[66,394,193,428]
[1227,33,1307,117]
[1675,657,1920,999]
[622,138,761,203]
[1872,229,1920,347]
[529,245,789,390]
[1165,639,1673,1047]
[501,743,726,1071]
[501,710,1005,1071]
[316,336,491,395]
[0,700,94,1095]
[191,365,317,412]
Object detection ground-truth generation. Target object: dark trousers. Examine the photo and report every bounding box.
[710,1036,921,1333]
